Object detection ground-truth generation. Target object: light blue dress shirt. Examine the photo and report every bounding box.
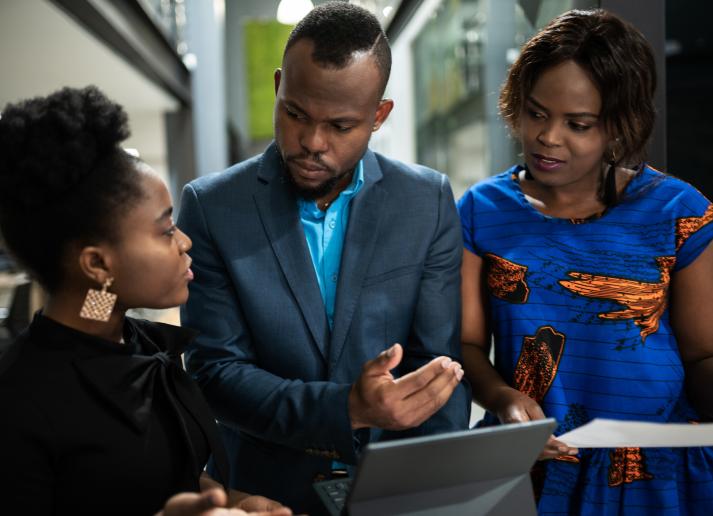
[298,160,364,330]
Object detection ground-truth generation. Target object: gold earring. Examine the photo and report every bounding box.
[79,277,117,322]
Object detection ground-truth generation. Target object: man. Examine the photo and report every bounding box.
[178,3,470,513]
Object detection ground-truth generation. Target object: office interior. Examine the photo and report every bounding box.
[0,0,711,397]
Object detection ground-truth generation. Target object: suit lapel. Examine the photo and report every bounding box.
[252,144,330,360]
[330,151,385,366]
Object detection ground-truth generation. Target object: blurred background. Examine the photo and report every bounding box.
[1,0,711,349]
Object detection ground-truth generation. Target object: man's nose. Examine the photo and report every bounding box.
[300,124,329,155]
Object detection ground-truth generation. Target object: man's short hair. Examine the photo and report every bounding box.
[284,2,391,97]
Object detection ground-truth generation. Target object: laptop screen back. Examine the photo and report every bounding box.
[347,418,556,515]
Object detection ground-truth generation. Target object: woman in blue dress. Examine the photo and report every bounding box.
[458,9,713,515]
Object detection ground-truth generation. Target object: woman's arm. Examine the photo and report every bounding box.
[461,249,576,458]
[671,241,713,420]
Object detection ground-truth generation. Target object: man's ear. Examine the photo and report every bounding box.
[372,99,394,132]
[77,246,112,286]
[274,68,282,95]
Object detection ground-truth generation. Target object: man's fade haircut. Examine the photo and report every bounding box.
[284,1,391,98]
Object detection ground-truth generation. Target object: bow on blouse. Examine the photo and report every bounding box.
[73,329,230,490]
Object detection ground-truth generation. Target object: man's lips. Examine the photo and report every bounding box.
[290,159,329,179]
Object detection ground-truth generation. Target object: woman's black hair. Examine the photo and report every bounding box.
[0,86,143,292]
[500,9,657,205]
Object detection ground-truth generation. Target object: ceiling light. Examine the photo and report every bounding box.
[276,0,314,25]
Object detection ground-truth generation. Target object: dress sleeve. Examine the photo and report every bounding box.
[672,183,713,270]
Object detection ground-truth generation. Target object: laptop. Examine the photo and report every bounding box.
[314,418,556,516]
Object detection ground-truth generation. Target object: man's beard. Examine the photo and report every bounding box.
[282,159,353,200]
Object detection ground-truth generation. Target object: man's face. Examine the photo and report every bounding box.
[273,39,393,200]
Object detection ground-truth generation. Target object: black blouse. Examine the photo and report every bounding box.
[0,314,228,515]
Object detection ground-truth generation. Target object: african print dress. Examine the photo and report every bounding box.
[457,165,713,515]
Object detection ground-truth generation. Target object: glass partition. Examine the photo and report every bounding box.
[412,0,596,198]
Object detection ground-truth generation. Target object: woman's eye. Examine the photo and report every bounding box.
[569,122,591,132]
[164,225,177,237]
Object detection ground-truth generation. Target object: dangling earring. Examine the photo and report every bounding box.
[604,145,618,205]
[79,277,117,322]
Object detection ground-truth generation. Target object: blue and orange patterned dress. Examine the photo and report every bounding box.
[457,165,713,515]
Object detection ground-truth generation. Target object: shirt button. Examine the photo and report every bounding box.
[331,274,338,282]
[328,219,336,229]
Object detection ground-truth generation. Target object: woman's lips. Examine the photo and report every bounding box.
[531,153,565,172]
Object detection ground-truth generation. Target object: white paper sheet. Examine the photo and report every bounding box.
[557,418,713,448]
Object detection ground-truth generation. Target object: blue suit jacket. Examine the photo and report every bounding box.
[178,143,470,513]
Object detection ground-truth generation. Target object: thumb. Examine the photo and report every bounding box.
[193,489,226,512]
[161,489,226,516]
[378,343,403,372]
[362,344,403,378]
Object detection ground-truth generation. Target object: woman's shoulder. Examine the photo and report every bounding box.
[628,165,711,215]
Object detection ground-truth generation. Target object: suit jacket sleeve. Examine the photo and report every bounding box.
[387,173,471,438]
[178,183,358,462]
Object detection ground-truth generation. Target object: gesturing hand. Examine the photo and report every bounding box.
[492,386,578,461]
[348,343,464,430]
[159,488,292,516]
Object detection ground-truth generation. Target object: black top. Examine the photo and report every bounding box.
[0,314,229,515]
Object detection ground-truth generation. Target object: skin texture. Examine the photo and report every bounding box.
[273,38,393,208]
[517,60,616,220]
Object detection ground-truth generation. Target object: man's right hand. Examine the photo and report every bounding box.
[348,343,464,430]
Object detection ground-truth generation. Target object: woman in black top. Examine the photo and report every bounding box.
[0,87,290,516]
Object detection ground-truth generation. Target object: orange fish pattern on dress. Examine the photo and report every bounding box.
[676,204,713,251]
[608,447,654,487]
[514,327,579,469]
[485,253,530,304]
[558,256,676,342]
[514,326,565,404]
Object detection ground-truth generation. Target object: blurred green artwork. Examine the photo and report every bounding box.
[245,20,294,139]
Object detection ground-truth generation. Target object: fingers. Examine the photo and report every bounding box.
[236,495,290,513]
[349,347,464,430]
[495,389,545,424]
[397,366,462,428]
[162,489,226,516]
[392,355,462,399]
[538,436,579,461]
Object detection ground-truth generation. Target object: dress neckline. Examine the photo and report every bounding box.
[507,165,648,225]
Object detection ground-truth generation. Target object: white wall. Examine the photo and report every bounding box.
[369,0,443,164]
